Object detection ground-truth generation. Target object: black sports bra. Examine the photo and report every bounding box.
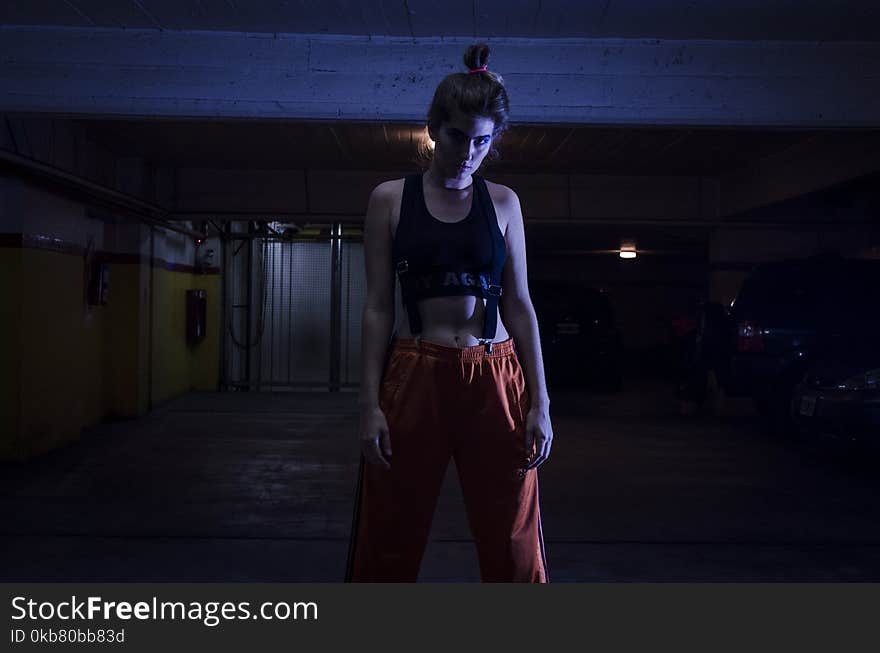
[391,173,507,351]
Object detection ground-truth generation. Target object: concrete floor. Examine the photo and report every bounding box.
[3,381,880,582]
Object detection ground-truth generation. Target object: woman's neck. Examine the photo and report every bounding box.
[424,165,473,191]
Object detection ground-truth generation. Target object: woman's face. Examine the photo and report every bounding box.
[429,109,496,178]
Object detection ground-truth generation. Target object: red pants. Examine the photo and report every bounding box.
[346,336,549,582]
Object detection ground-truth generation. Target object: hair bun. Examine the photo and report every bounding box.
[463,43,490,72]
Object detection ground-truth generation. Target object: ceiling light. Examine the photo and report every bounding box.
[619,241,637,260]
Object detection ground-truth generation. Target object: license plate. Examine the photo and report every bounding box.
[799,393,817,417]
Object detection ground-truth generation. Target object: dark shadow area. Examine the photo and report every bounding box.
[4,387,880,582]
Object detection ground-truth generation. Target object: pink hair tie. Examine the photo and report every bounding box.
[468,66,487,74]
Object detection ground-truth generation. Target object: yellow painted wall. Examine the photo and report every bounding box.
[0,247,21,460]
[136,261,151,416]
[18,248,105,458]
[150,268,221,405]
[103,262,143,419]
[2,247,221,461]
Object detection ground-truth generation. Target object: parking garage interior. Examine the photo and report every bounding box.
[2,2,880,583]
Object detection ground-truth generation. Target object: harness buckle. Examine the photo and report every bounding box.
[477,338,494,353]
[396,259,409,274]
[487,284,502,297]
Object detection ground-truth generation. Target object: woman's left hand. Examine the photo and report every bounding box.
[524,407,553,470]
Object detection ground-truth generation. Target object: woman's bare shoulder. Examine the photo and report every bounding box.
[372,177,406,201]
[372,177,407,237]
[483,178,517,203]
[482,178,519,235]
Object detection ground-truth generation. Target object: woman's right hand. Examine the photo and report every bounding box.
[359,405,392,470]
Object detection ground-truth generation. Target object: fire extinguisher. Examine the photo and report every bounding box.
[186,289,207,344]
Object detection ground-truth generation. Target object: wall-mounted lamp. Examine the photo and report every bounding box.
[619,241,637,260]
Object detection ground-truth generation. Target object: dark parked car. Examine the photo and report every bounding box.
[528,281,622,390]
[792,337,880,448]
[699,255,880,432]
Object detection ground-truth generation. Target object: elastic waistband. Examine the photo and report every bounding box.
[391,336,515,361]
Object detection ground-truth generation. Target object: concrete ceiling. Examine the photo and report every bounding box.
[5,2,879,214]
[1,0,879,41]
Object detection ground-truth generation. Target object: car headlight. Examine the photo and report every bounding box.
[839,368,880,391]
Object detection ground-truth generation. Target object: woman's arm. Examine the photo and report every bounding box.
[499,186,553,469]
[359,182,396,468]
[499,187,549,411]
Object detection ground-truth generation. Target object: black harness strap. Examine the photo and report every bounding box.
[396,259,423,335]
[395,261,501,353]
[392,174,505,354]
[480,282,502,352]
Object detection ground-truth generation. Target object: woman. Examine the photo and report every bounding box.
[346,43,554,582]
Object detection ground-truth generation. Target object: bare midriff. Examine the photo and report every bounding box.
[392,292,510,348]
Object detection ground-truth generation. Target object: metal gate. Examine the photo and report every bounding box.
[222,222,364,391]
